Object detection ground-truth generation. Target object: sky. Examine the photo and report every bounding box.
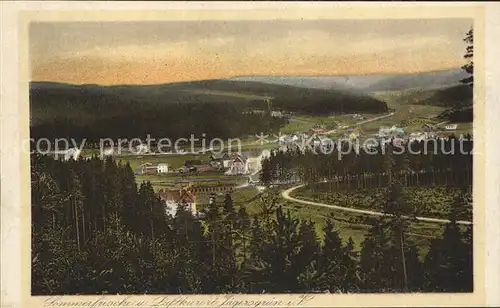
[29,18,472,85]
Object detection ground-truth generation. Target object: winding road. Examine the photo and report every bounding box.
[281,184,472,226]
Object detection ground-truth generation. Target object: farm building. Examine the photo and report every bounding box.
[158,186,197,217]
[225,150,270,175]
[53,147,81,161]
[209,153,232,168]
[225,154,248,175]
[135,162,169,175]
[310,128,329,135]
[271,111,284,118]
[408,132,427,142]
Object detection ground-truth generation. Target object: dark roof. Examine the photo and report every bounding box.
[231,154,248,162]
[210,153,230,160]
[158,188,196,204]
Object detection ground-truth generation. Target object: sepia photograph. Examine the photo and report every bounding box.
[3,2,500,308]
[29,16,475,295]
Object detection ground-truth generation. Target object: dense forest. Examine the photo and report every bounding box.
[29,80,387,142]
[32,137,473,295]
[30,99,287,144]
[260,136,473,189]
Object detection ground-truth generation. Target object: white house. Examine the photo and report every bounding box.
[54,147,81,161]
[158,186,197,217]
[225,150,271,175]
[225,154,248,175]
[409,132,426,142]
[271,111,284,118]
[157,163,169,173]
[135,162,169,175]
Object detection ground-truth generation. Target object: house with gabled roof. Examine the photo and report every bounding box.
[224,150,271,175]
[135,162,169,175]
[225,154,248,175]
[158,185,197,217]
[209,153,232,168]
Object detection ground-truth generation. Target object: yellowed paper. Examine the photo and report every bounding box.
[2,2,500,308]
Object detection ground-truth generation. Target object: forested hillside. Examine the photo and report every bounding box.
[29,80,387,142]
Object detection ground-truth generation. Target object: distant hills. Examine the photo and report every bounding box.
[30,79,388,123]
[417,84,473,108]
[29,67,472,140]
[229,68,469,93]
[29,79,388,141]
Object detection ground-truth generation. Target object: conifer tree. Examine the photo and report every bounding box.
[235,206,251,266]
[296,219,321,292]
[461,27,474,87]
[423,195,473,292]
[68,169,85,251]
[318,219,358,293]
[119,162,139,234]
[172,202,210,293]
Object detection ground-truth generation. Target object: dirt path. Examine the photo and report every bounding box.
[281,184,472,225]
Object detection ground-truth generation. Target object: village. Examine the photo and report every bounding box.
[49,109,469,221]
[50,117,465,222]
[277,112,466,153]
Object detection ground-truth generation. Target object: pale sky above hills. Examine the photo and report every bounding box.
[30,18,472,85]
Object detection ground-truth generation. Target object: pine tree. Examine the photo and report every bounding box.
[205,193,237,293]
[68,169,85,251]
[461,27,473,87]
[318,219,358,293]
[104,157,122,232]
[32,225,90,295]
[251,206,306,293]
[172,202,210,293]
[119,162,139,234]
[31,168,65,230]
[423,195,473,292]
[360,152,423,292]
[295,219,321,292]
[235,206,251,266]
[136,181,166,240]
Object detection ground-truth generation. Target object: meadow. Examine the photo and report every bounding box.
[226,185,447,259]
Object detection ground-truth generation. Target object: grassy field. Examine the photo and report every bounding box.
[114,153,211,171]
[366,89,471,134]
[181,89,269,100]
[223,181,463,258]
[280,114,359,134]
[291,185,472,221]
[238,141,280,151]
[232,188,444,258]
[286,200,446,259]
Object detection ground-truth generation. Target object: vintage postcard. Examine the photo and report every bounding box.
[1,1,499,308]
